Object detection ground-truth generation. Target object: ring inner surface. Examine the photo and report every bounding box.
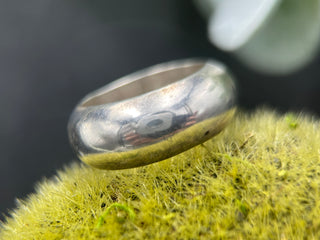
[82,63,204,107]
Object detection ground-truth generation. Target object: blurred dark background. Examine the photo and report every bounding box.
[1,0,319,221]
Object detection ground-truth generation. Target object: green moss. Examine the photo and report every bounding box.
[1,108,320,239]
[285,113,299,129]
[96,203,135,229]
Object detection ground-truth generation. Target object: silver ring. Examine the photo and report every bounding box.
[68,59,236,170]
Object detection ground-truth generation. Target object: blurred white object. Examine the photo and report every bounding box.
[195,0,320,74]
[208,0,280,50]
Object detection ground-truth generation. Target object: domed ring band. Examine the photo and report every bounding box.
[68,59,236,170]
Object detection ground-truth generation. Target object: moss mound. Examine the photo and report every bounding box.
[1,109,320,239]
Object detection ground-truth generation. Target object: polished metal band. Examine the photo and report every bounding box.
[68,59,236,170]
